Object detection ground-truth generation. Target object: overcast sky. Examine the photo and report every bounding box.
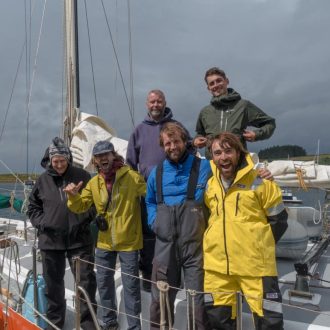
[0,0,329,174]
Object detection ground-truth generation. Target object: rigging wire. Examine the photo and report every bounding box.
[25,0,48,174]
[127,0,135,120]
[24,0,32,177]
[100,0,135,128]
[61,0,66,137]
[0,42,26,145]
[83,0,99,116]
[0,1,36,144]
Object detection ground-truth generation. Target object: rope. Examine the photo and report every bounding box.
[295,167,308,191]
[21,182,34,215]
[157,281,172,329]
[0,160,24,185]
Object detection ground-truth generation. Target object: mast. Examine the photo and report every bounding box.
[63,0,80,146]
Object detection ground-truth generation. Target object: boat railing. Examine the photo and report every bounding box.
[74,256,101,330]
[69,257,330,330]
[1,247,330,329]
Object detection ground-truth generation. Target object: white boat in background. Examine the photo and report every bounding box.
[282,189,303,204]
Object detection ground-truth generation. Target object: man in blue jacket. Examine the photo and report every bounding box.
[146,122,211,329]
[126,90,193,291]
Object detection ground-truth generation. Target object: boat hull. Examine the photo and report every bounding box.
[0,301,41,330]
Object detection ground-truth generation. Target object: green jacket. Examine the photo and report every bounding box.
[195,88,275,158]
[67,165,146,251]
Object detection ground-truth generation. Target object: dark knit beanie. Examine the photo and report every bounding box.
[49,137,71,161]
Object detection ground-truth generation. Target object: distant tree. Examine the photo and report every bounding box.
[258,145,307,160]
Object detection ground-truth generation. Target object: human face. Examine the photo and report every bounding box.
[206,74,229,97]
[51,156,69,175]
[211,140,240,180]
[161,132,186,163]
[146,92,166,121]
[94,152,115,173]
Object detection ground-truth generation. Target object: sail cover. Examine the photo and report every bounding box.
[267,160,330,189]
[70,112,128,171]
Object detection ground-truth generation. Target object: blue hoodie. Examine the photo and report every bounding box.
[126,107,193,180]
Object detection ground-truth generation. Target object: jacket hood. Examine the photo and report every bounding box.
[143,107,173,125]
[211,88,241,108]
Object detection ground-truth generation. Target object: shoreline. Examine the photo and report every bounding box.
[0,174,39,183]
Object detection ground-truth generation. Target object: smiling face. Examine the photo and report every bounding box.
[51,155,69,175]
[93,152,115,173]
[211,140,240,180]
[161,131,186,163]
[146,91,166,121]
[206,74,229,97]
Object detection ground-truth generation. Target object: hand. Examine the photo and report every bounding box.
[193,136,208,148]
[63,181,83,196]
[258,168,273,181]
[242,130,256,142]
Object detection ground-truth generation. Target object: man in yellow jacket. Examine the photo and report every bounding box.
[203,132,288,330]
[64,140,146,330]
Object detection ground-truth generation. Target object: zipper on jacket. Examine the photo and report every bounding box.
[109,182,118,248]
[222,198,230,275]
[216,169,230,274]
[214,194,219,216]
[235,192,240,216]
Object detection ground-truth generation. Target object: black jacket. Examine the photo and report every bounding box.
[27,165,95,250]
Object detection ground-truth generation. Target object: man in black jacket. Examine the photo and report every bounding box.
[27,137,97,330]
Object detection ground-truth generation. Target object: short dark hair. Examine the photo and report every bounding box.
[204,67,227,84]
[159,122,188,147]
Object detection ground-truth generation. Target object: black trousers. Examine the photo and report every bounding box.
[41,245,97,330]
[139,197,155,278]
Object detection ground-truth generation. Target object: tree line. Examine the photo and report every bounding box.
[258,145,306,160]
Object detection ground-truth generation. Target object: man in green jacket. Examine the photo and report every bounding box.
[194,67,276,158]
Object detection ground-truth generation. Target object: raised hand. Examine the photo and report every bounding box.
[63,181,84,196]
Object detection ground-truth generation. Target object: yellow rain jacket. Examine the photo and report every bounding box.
[203,153,287,278]
[67,165,146,251]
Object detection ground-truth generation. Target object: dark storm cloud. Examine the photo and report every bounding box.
[1,0,329,173]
